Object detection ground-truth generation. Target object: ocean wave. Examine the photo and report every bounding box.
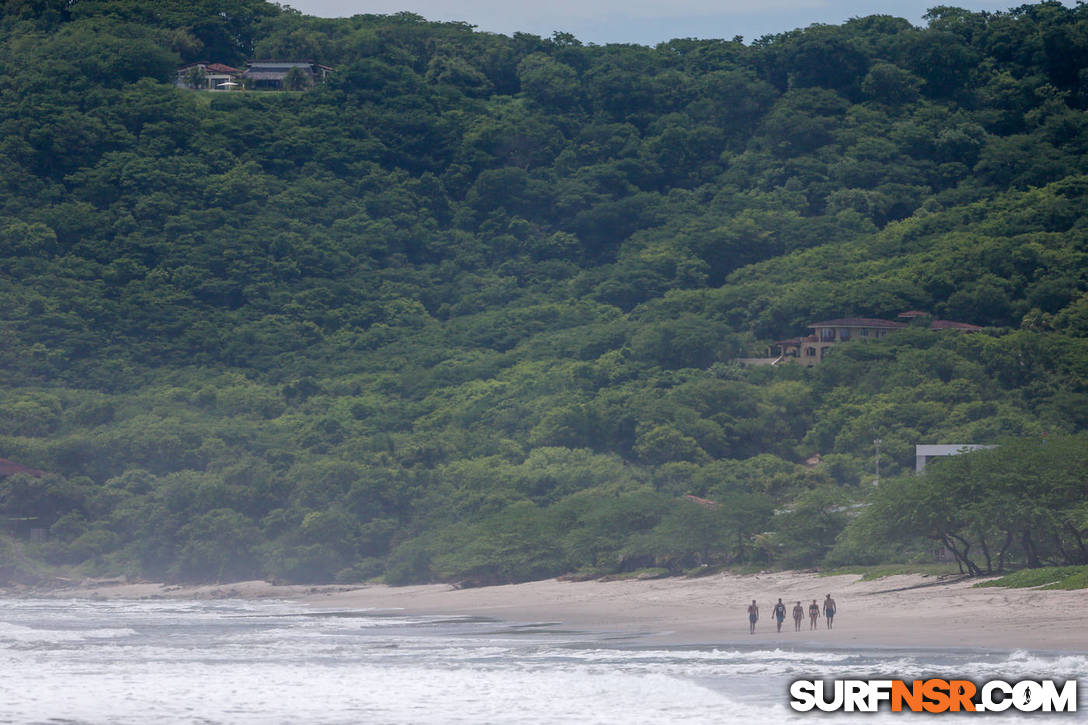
[965,649,1088,678]
[0,598,1074,724]
[0,659,783,725]
[0,621,137,644]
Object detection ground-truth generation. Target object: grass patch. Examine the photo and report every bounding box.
[974,565,1088,590]
[820,563,962,581]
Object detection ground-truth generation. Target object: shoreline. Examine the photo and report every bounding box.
[7,570,1087,654]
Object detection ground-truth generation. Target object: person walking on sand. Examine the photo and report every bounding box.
[808,599,820,630]
[792,601,804,632]
[824,593,837,629]
[772,598,787,633]
[747,600,759,634]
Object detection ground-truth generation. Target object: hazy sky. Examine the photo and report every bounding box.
[281,0,1052,45]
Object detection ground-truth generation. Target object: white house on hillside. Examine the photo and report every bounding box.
[915,444,995,472]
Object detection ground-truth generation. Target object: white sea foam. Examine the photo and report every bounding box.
[0,659,779,725]
[0,599,1077,724]
[992,648,1088,675]
[0,621,137,644]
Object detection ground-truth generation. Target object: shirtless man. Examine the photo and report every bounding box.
[792,601,804,632]
[747,600,759,634]
[824,593,837,629]
[808,599,820,630]
[773,598,787,633]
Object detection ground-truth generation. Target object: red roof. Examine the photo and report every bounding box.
[809,318,907,329]
[0,458,45,477]
[177,62,241,73]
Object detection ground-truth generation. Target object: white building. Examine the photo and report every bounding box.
[915,444,995,472]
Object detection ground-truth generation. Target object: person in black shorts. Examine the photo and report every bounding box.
[773,598,787,633]
[824,593,837,629]
[747,600,759,634]
[808,599,820,630]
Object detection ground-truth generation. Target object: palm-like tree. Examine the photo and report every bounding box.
[283,66,311,91]
[184,66,207,90]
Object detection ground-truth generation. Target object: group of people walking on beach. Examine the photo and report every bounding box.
[747,594,836,634]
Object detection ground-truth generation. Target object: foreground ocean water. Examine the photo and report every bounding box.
[0,598,1083,724]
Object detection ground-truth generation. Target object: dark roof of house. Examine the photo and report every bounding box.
[246,61,315,71]
[0,458,45,477]
[243,62,318,80]
[809,318,908,329]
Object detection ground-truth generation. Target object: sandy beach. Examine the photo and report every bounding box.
[11,571,1086,653]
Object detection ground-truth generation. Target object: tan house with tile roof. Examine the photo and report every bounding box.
[739,313,983,367]
[778,317,906,365]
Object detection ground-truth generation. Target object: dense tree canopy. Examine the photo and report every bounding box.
[1,1,1087,584]
[839,435,1088,574]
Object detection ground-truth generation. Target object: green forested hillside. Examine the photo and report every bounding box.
[1,0,1087,584]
